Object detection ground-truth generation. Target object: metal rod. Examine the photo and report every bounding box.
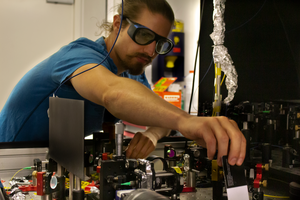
[69,172,74,200]
[115,122,124,157]
[155,188,173,192]
[155,172,174,177]
[187,171,196,187]
[75,176,81,190]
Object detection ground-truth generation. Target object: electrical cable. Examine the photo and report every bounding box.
[52,0,124,97]
[199,58,213,86]
[269,177,289,185]
[220,73,226,86]
[263,194,289,199]
[10,167,32,181]
[227,0,267,34]
[187,0,205,114]
[192,86,200,112]
[272,0,297,72]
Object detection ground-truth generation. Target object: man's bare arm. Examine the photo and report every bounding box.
[70,64,246,166]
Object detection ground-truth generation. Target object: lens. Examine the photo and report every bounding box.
[156,40,172,54]
[135,28,155,45]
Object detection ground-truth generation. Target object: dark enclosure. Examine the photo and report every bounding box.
[199,0,300,108]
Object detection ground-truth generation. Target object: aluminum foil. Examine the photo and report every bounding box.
[210,0,238,103]
[138,159,153,189]
[90,186,100,194]
[10,188,25,200]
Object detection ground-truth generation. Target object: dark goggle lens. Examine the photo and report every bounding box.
[135,29,155,45]
[156,40,173,54]
[134,28,173,55]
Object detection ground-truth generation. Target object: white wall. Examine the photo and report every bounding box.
[0,0,106,111]
[0,0,72,111]
[167,0,200,114]
[166,0,200,79]
[77,0,107,41]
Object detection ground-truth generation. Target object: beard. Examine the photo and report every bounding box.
[120,52,153,75]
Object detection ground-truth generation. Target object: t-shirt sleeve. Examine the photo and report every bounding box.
[49,43,115,85]
[121,71,152,90]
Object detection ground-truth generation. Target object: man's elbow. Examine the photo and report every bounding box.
[102,89,126,111]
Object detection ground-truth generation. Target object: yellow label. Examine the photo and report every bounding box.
[172,20,184,32]
[172,166,182,174]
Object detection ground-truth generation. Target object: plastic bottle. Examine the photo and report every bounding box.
[185,70,198,115]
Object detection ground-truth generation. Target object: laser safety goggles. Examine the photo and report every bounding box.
[126,18,174,55]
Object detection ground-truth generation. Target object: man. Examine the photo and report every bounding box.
[0,0,246,166]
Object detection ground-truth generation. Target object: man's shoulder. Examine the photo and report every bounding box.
[69,37,106,53]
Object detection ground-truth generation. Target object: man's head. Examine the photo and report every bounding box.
[103,0,175,75]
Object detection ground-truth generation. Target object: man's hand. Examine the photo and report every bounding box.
[126,131,157,159]
[178,116,246,166]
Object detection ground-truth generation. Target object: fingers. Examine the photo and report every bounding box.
[137,141,155,159]
[197,127,216,161]
[229,119,246,165]
[237,132,247,166]
[197,117,246,166]
[218,117,246,166]
[126,132,155,159]
[126,132,142,158]
[206,118,229,166]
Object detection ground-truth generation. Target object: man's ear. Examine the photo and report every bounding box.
[112,15,122,33]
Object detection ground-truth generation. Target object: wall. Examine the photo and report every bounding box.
[166,0,200,80]
[0,0,106,111]
[0,0,72,111]
[167,0,200,114]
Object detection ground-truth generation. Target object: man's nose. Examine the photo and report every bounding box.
[143,41,156,57]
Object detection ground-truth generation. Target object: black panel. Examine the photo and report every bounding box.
[199,0,300,106]
[49,97,85,180]
[0,141,48,149]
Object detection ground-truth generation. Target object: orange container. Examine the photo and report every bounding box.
[155,91,181,109]
[153,77,182,109]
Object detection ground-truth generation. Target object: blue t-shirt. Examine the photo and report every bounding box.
[0,37,151,142]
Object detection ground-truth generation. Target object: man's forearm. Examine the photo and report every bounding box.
[103,77,191,132]
[71,64,190,132]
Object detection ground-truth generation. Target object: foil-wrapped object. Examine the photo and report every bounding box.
[210,0,238,103]
[10,188,25,200]
[90,186,100,194]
